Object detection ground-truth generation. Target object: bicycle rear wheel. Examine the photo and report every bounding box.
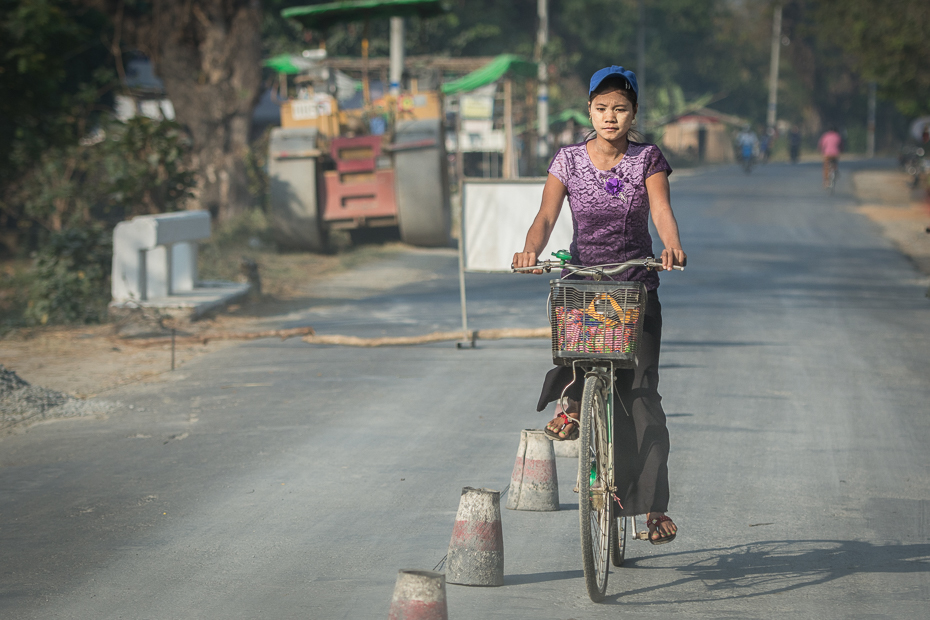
[611,515,627,567]
[579,373,613,602]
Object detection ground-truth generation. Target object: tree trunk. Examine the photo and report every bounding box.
[98,0,263,222]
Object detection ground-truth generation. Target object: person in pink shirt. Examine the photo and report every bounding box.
[818,126,842,188]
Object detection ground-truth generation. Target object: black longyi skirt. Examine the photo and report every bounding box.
[536,290,670,517]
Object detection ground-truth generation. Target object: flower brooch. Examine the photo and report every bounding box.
[603,175,626,201]
[605,176,623,196]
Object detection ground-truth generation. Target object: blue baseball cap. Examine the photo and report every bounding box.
[589,66,639,98]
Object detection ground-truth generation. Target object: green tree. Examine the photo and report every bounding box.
[549,0,773,124]
[0,0,115,217]
[12,117,196,233]
[88,0,264,222]
[780,0,865,129]
[815,0,930,116]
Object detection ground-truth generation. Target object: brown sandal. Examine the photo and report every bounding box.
[646,515,677,545]
[544,412,579,441]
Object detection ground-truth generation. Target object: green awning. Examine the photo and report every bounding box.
[552,109,592,127]
[440,54,538,95]
[283,0,447,30]
[263,54,313,75]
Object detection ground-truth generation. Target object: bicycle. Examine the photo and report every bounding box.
[513,253,684,602]
[825,157,838,194]
[740,144,754,174]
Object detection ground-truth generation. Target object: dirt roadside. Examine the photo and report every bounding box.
[2,169,928,425]
[850,170,930,276]
[0,243,409,407]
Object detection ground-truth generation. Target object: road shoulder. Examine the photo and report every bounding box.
[851,169,930,277]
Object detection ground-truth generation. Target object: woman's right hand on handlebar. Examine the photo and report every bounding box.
[659,247,687,272]
[512,250,542,274]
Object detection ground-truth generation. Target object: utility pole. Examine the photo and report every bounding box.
[503,79,515,179]
[766,4,782,133]
[867,81,877,158]
[536,0,549,161]
[637,0,646,129]
[389,17,404,96]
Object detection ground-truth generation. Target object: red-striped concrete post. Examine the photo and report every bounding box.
[387,570,448,620]
[446,487,504,586]
[505,429,560,511]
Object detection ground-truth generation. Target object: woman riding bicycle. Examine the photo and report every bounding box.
[512,66,686,545]
[818,125,842,189]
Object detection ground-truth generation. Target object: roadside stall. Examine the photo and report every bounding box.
[440,54,538,180]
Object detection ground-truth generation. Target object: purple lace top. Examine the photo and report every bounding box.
[548,140,672,290]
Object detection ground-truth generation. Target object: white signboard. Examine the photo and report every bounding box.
[462,179,574,272]
[290,100,318,120]
[461,94,495,120]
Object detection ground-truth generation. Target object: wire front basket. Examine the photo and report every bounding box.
[549,279,647,367]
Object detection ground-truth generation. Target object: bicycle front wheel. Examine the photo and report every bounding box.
[579,373,613,602]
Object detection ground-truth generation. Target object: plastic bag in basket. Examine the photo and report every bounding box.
[582,293,640,328]
[556,306,637,355]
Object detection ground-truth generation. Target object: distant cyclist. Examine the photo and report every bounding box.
[759,129,775,164]
[736,125,758,173]
[788,125,802,164]
[818,126,842,188]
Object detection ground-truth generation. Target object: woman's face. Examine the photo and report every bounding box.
[588,89,636,143]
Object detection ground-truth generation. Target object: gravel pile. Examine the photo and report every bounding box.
[1,365,114,434]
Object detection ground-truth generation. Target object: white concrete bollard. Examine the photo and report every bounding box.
[552,436,579,458]
[388,570,448,620]
[446,487,504,586]
[111,211,211,302]
[505,429,560,511]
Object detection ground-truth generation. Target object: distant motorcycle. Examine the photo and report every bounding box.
[900,145,928,188]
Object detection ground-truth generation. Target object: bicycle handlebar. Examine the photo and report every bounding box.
[512,257,685,277]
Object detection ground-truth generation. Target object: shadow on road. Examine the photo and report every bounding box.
[600,539,930,605]
[505,569,584,586]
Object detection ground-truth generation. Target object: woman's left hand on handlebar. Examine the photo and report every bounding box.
[660,248,687,271]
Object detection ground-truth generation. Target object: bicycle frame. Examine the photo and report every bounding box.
[512,254,684,600]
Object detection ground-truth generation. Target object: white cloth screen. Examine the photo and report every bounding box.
[462,179,574,271]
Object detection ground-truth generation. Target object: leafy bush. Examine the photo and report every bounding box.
[25,225,112,325]
[11,116,196,234]
[100,116,196,217]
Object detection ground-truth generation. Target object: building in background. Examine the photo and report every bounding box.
[659,108,745,163]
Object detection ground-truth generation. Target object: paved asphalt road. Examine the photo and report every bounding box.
[2,160,929,619]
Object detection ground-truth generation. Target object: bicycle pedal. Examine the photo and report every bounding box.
[634,530,650,541]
